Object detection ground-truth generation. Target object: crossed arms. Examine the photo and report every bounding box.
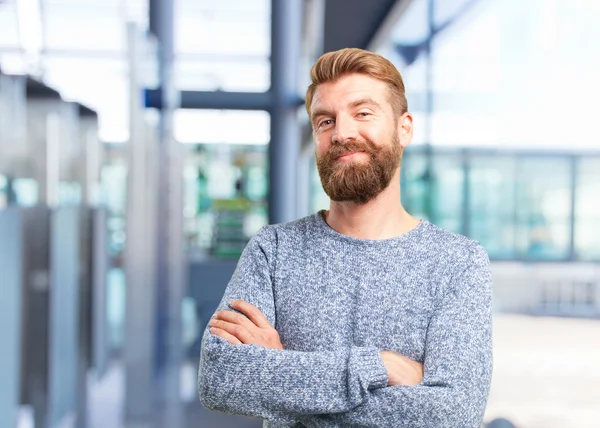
[209,299,424,387]
[198,230,493,427]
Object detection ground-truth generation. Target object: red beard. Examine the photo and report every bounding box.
[316,134,402,204]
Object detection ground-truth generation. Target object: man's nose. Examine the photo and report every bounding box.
[332,115,358,143]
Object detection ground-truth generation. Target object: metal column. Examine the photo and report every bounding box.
[568,155,577,261]
[0,208,23,428]
[49,207,81,427]
[423,0,436,223]
[150,0,185,426]
[269,0,304,224]
[124,23,157,426]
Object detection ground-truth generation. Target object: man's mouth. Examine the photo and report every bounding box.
[336,150,364,159]
[336,151,367,161]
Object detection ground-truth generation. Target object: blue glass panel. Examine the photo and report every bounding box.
[515,157,571,260]
[575,157,600,260]
[468,155,517,258]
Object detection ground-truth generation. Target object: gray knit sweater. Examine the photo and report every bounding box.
[198,212,493,428]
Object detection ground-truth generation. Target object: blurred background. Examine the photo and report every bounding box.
[0,0,599,427]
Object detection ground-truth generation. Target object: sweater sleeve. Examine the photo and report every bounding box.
[197,226,389,423]
[299,243,493,428]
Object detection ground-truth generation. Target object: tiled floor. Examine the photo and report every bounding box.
[87,362,260,428]
[85,314,600,428]
[484,314,600,428]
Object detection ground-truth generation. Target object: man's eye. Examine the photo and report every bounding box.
[319,119,334,127]
[357,112,371,117]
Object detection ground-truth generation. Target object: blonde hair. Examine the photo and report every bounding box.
[305,48,408,118]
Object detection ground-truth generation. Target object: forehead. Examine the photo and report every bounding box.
[311,74,390,111]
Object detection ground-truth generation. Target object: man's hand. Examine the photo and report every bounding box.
[380,351,424,386]
[209,300,283,350]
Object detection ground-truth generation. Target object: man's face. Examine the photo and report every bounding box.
[310,73,412,204]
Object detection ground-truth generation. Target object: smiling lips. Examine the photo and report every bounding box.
[336,151,367,161]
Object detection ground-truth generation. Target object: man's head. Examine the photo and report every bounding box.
[306,48,413,204]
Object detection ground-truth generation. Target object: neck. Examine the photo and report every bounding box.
[323,169,420,240]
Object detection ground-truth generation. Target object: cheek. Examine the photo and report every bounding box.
[314,135,331,156]
[363,126,391,145]
[357,122,381,140]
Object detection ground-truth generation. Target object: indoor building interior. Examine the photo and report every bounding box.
[1,0,599,427]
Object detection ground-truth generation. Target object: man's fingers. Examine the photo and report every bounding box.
[210,319,255,344]
[209,327,242,345]
[214,309,258,332]
[229,300,272,329]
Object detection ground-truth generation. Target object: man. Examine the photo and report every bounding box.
[198,48,493,428]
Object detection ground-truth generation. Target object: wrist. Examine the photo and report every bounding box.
[380,350,424,386]
[359,348,389,390]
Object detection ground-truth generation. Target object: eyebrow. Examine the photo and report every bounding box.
[349,97,382,110]
[311,98,382,124]
[310,108,332,124]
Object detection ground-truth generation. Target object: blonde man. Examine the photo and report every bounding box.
[199,48,493,428]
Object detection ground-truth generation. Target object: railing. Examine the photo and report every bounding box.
[491,262,600,318]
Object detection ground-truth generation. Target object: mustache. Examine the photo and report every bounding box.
[326,139,380,159]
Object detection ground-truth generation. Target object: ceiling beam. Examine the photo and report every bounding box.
[322,0,409,52]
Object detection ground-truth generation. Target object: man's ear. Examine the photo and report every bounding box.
[398,112,413,149]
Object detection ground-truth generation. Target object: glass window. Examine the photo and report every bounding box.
[309,159,329,214]
[401,151,428,220]
[401,150,464,234]
[430,153,464,234]
[575,157,600,260]
[468,155,517,259]
[45,3,126,51]
[176,0,270,56]
[42,56,129,142]
[176,57,270,92]
[389,0,429,45]
[433,0,482,29]
[400,54,429,147]
[1,0,147,141]
[515,157,572,260]
[174,109,269,145]
[176,0,270,93]
[382,0,600,151]
[0,174,7,209]
[11,178,39,207]
[100,159,127,259]
[0,2,20,47]
[183,143,268,259]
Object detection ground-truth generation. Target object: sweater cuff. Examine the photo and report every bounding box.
[360,348,389,390]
